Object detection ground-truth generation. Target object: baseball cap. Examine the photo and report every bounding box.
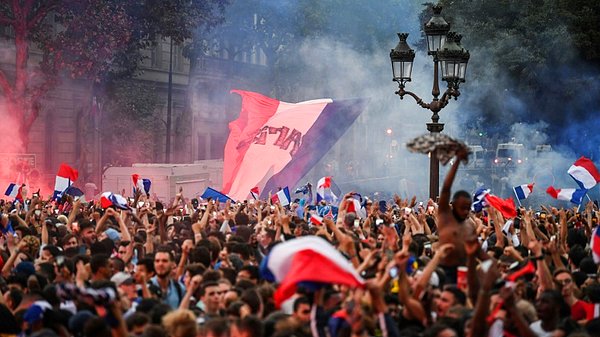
[110,271,134,286]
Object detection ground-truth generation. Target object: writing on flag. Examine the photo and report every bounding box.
[222,90,367,201]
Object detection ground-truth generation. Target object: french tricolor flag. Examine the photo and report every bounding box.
[591,226,600,264]
[5,183,23,201]
[132,174,151,195]
[513,183,534,200]
[250,186,260,200]
[53,163,78,200]
[100,192,129,210]
[309,213,324,226]
[568,157,600,190]
[271,187,291,206]
[222,90,366,201]
[260,236,365,307]
[546,186,587,205]
[317,176,337,204]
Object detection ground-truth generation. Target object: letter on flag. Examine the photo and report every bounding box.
[260,236,365,307]
[222,90,367,201]
[546,186,587,205]
[568,156,600,190]
[53,163,78,200]
[513,183,534,200]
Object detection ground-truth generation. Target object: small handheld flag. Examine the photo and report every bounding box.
[271,187,291,206]
[53,163,79,200]
[201,187,234,203]
[513,183,534,200]
[250,186,260,200]
[472,187,490,212]
[132,174,151,195]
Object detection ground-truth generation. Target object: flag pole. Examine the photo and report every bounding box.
[512,187,522,208]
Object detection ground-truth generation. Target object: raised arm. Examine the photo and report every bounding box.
[438,151,468,215]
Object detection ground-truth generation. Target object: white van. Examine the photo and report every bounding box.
[494,143,525,166]
[468,145,485,168]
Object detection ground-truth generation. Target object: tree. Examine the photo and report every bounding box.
[0,0,227,154]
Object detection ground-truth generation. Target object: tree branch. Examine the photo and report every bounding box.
[26,1,57,30]
[0,69,14,97]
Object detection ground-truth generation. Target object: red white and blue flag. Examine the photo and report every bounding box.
[53,163,79,200]
[250,186,260,200]
[260,236,365,307]
[317,176,337,204]
[132,174,151,195]
[100,192,129,210]
[4,183,23,202]
[309,213,324,226]
[591,226,600,264]
[271,187,291,206]
[513,183,534,200]
[546,186,587,205]
[568,157,600,190]
[222,90,367,201]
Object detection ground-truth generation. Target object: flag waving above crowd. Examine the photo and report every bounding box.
[222,90,367,201]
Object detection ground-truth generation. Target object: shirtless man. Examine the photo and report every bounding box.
[437,150,476,284]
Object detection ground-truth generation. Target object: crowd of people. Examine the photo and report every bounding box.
[1,151,600,337]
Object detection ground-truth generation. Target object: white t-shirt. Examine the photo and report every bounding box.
[529,320,553,337]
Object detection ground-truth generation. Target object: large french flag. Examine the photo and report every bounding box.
[222,90,367,201]
[513,183,534,200]
[568,157,600,190]
[591,226,600,264]
[53,163,79,200]
[260,236,365,307]
[546,186,587,205]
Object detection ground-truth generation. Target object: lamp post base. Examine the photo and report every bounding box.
[427,122,445,199]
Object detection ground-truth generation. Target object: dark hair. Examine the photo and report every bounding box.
[154,246,175,262]
[232,315,263,337]
[190,246,211,267]
[203,317,230,336]
[200,281,220,297]
[110,257,125,272]
[125,312,150,331]
[452,190,471,202]
[241,289,262,315]
[90,254,109,274]
[443,285,466,306]
[568,245,587,268]
[137,257,155,275]
[78,220,95,233]
[293,296,310,312]
[240,265,259,281]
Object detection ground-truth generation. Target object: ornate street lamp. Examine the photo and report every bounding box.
[390,4,470,199]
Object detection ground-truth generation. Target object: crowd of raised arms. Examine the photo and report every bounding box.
[1,153,600,337]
